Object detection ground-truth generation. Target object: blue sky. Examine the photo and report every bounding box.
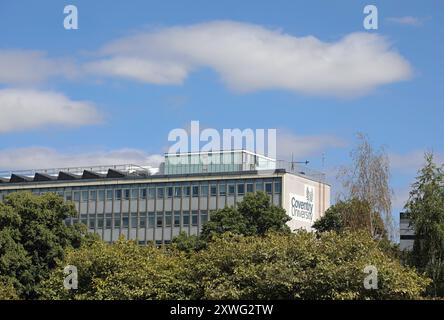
[1,0,443,235]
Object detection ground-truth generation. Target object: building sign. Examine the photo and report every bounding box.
[289,185,315,222]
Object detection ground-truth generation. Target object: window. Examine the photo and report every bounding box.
[98,190,105,201]
[201,211,208,225]
[192,185,199,197]
[148,212,155,228]
[139,215,146,228]
[219,184,226,196]
[106,215,112,229]
[140,189,147,199]
[165,212,172,227]
[184,186,191,197]
[237,184,245,195]
[122,216,129,228]
[201,185,209,196]
[183,211,190,227]
[97,216,104,228]
[81,191,88,202]
[174,211,180,227]
[246,183,254,193]
[156,213,163,228]
[131,189,138,199]
[192,211,198,226]
[124,189,130,200]
[265,182,273,194]
[89,190,97,201]
[228,184,235,195]
[148,188,155,199]
[106,190,113,200]
[167,187,173,198]
[89,217,95,229]
[65,192,73,201]
[115,189,122,200]
[274,181,281,194]
[174,186,182,197]
[130,216,137,229]
[157,187,164,199]
[210,185,217,196]
[114,216,121,228]
[256,182,264,191]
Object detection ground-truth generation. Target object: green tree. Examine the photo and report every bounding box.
[190,231,430,300]
[0,192,94,298]
[200,191,290,241]
[313,198,386,238]
[405,152,444,296]
[39,237,194,300]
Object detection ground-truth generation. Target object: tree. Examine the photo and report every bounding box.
[200,191,290,241]
[405,152,444,296]
[313,198,386,238]
[39,237,195,300]
[189,231,429,300]
[338,133,393,239]
[0,192,94,298]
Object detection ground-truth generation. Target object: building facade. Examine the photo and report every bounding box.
[399,212,415,251]
[0,150,330,245]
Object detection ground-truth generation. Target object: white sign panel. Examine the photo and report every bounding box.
[289,185,315,223]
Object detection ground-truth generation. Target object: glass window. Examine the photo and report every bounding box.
[124,189,130,200]
[219,184,226,196]
[139,215,146,228]
[174,211,180,227]
[192,185,199,197]
[165,212,172,227]
[167,187,173,198]
[131,189,138,199]
[81,191,88,202]
[89,190,97,201]
[201,185,209,196]
[174,186,182,197]
[148,187,155,199]
[72,191,79,201]
[256,182,264,191]
[106,190,113,200]
[156,213,163,228]
[265,182,273,194]
[201,211,208,225]
[122,216,129,228]
[237,184,245,195]
[97,217,104,228]
[148,212,155,228]
[140,189,147,199]
[183,211,190,226]
[246,183,254,193]
[114,216,121,228]
[89,218,95,229]
[98,190,105,201]
[184,186,191,197]
[131,216,137,228]
[115,189,122,200]
[106,215,112,228]
[192,211,198,226]
[274,181,281,194]
[210,185,217,196]
[228,184,235,195]
[157,187,164,199]
[65,192,73,201]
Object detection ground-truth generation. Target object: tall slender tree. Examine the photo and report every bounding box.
[405,152,444,296]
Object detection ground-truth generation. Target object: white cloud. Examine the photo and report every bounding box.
[389,150,444,174]
[0,50,77,85]
[0,88,102,133]
[86,21,412,96]
[277,130,346,159]
[0,147,163,171]
[386,16,426,26]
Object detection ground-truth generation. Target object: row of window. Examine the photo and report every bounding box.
[66,181,281,202]
[68,210,209,230]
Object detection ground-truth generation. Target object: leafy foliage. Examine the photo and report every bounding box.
[405,152,444,296]
[0,192,94,298]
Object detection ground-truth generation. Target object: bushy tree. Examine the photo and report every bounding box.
[0,192,94,298]
[405,152,444,296]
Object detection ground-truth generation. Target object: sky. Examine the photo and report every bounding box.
[1,0,443,237]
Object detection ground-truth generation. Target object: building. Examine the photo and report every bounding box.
[399,212,415,251]
[0,150,330,245]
